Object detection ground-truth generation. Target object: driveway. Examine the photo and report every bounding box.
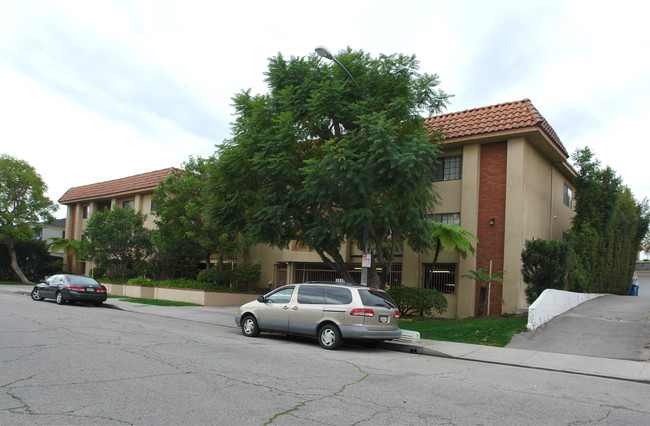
[508,295,650,361]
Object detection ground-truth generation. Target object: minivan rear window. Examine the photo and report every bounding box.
[359,289,397,309]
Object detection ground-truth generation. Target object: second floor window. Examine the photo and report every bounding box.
[82,205,89,219]
[432,155,462,181]
[122,200,135,209]
[429,212,461,226]
[563,183,573,208]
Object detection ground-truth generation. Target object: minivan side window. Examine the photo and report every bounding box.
[297,286,326,304]
[266,287,295,303]
[325,287,352,305]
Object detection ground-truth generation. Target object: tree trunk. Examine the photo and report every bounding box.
[5,237,32,284]
[314,247,356,284]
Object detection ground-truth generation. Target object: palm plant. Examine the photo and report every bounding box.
[462,267,505,316]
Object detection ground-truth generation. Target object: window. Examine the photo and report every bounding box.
[297,286,326,304]
[429,212,461,226]
[432,155,462,181]
[325,287,352,305]
[266,286,294,303]
[563,183,573,208]
[82,205,89,219]
[423,263,457,294]
[122,200,135,209]
[297,286,353,305]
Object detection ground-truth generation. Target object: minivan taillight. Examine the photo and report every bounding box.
[394,311,400,319]
[350,309,374,317]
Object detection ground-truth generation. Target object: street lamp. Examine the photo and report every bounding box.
[315,45,369,285]
[315,46,362,94]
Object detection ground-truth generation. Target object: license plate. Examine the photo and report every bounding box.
[87,288,94,292]
[379,315,388,323]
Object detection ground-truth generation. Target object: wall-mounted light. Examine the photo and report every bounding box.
[489,218,495,226]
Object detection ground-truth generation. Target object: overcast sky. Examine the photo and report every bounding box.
[1,0,648,217]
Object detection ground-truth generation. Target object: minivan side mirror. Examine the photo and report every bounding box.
[257,295,265,303]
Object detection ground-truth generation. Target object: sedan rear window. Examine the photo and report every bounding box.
[67,276,99,285]
[359,289,398,309]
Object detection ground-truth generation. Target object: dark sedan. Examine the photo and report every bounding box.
[31,274,108,306]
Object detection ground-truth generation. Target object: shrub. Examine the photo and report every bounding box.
[127,277,155,287]
[197,268,235,287]
[521,239,570,303]
[233,263,261,290]
[89,268,106,279]
[387,286,448,316]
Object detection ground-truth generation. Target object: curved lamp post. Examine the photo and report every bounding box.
[314,45,369,285]
[315,46,362,94]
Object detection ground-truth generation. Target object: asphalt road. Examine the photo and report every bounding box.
[1,289,649,425]
[508,295,650,361]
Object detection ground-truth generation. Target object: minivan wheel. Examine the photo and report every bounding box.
[318,324,342,350]
[241,315,260,337]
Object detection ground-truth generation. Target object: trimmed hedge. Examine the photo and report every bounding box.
[387,286,448,316]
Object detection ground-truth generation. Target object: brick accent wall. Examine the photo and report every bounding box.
[475,142,507,315]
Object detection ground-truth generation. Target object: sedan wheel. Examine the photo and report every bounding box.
[55,291,65,305]
[30,288,42,301]
[318,324,342,350]
[241,316,260,337]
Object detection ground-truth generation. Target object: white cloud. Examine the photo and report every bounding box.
[1,0,649,216]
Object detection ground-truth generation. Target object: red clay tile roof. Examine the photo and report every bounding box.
[58,167,181,204]
[424,99,568,157]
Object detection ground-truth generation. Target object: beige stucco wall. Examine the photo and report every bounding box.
[504,137,575,312]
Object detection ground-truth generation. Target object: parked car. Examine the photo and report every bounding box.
[235,282,401,349]
[31,274,108,306]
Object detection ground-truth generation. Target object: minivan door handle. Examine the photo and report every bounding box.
[282,306,290,310]
[291,306,299,310]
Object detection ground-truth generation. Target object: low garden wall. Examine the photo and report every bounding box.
[527,289,603,331]
[104,283,258,306]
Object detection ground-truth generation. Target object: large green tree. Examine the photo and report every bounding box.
[152,156,239,277]
[209,48,450,288]
[0,154,56,283]
[568,147,649,293]
[81,206,153,277]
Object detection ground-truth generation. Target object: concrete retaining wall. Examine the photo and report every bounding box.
[527,289,603,331]
[104,283,257,306]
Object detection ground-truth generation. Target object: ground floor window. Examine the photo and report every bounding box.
[423,263,457,294]
[292,262,402,287]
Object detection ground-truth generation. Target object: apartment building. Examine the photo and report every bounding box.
[246,99,576,317]
[58,167,180,274]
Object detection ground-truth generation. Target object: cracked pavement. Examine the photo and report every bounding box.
[1,290,649,425]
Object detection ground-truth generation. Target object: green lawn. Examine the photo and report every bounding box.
[399,315,528,347]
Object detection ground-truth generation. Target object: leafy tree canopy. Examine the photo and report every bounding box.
[568,147,649,294]
[81,206,153,277]
[152,157,240,277]
[209,48,451,288]
[0,154,56,283]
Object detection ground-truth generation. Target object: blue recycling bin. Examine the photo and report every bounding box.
[629,284,639,296]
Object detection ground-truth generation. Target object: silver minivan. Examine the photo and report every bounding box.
[235,282,402,349]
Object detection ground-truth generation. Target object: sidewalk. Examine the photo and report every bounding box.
[5,285,649,383]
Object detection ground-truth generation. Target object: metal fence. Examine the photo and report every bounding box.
[423,263,457,294]
[292,262,402,286]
